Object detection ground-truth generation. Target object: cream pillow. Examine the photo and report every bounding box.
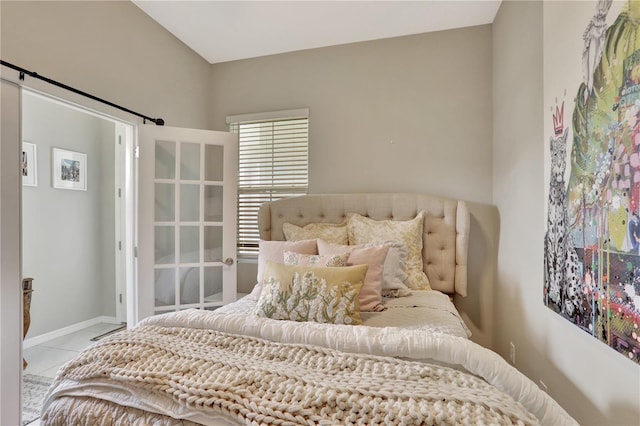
[347,212,430,290]
[255,261,367,325]
[283,222,348,245]
[249,239,318,299]
[316,239,390,311]
[283,252,349,267]
[318,239,411,299]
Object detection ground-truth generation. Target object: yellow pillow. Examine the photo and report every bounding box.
[283,222,348,245]
[347,211,430,290]
[256,261,367,325]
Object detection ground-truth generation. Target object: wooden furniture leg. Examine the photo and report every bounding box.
[22,277,33,370]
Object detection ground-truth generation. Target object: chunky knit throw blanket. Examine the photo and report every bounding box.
[45,324,540,426]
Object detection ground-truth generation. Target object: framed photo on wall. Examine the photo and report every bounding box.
[22,141,37,187]
[52,148,87,191]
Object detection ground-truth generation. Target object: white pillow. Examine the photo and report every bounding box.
[377,242,411,298]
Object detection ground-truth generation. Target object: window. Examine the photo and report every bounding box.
[228,109,309,257]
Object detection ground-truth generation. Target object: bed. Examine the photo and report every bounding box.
[41,193,577,425]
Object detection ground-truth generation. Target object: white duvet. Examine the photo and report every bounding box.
[42,308,577,426]
[221,291,472,338]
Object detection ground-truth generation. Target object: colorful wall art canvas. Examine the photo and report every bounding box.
[544,0,640,364]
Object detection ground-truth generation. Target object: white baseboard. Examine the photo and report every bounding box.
[23,316,120,349]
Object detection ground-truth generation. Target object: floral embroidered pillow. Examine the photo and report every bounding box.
[347,211,430,290]
[283,222,348,245]
[255,261,367,325]
[283,251,349,267]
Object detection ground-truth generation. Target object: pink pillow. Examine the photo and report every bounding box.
[250,239,318,299]
[317,239,389,312]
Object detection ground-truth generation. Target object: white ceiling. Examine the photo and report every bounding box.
[132,1,502,64]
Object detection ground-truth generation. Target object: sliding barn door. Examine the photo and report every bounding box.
[137,125,238,322]
[1,79,22,426]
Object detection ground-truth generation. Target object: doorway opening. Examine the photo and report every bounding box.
[20,89,135,424]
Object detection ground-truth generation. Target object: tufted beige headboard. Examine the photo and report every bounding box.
[257,193,500,349]
[258,193,469,296]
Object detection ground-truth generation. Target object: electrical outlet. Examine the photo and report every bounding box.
[509,342,516,365]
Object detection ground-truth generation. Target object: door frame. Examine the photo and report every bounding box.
[115,122,136,324]
[20,88,137,329]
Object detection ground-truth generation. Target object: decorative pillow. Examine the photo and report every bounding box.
[318,239,411,300]
[283,251,349,267]
[283,221,348,245]
[316,239,390,311]
[377,242,412,298]
[255,261,367,325]
[347,211,430,290]
[249,239,318,299]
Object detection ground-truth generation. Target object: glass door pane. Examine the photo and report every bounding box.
[204,185,224,222]
[155,140,176,179]
[155,183,175,222]
[181,184,200,222]
[205,145,224,181]
[204,267,223,302]
[181,142,200,180]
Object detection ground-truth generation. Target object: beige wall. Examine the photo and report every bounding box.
[210,26,494,295]
[210,26,493,203]
[1,0,211,129]
[4,1,638,424]
[492,2,640,425]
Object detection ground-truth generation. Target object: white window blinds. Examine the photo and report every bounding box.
[228,110,309,257]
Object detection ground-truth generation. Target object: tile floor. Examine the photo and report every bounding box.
[23,322,125,426]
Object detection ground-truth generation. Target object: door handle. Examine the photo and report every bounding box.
[214,257,234,266]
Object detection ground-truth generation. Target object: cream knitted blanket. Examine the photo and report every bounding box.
[45,324,539,426]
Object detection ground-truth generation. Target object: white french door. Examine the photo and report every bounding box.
[137,125,238,322]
